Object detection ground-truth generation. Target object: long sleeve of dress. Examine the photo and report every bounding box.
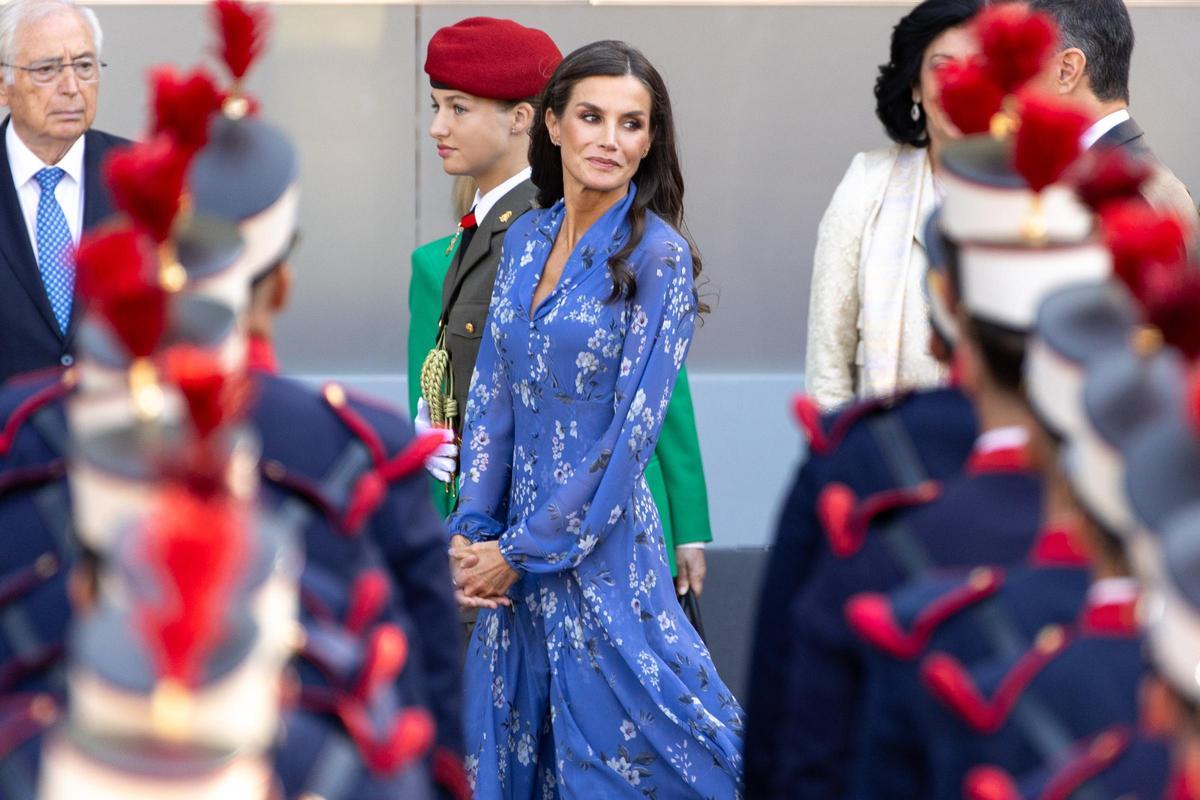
[501,237,696,573]
[805,153,869,411]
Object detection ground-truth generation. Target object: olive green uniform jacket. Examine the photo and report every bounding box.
[407,210,713,574]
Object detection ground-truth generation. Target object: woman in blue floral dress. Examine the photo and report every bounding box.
[445,41,744,798]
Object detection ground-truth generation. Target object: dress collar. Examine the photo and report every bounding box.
[529,183,639,319]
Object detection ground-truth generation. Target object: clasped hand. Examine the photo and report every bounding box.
[449,535,519,609]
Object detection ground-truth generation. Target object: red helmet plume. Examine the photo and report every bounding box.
[936,57,1004,136]
[74,225,167,359]
[973,4,1058,94]
[212,0,269,82]
[1099,201,1187,298]
[1013,93,1088,192]
[104,136,190,244]
[1067,148,1153,214]
[150,65,225,154]
[1139,266,1200,361]
[137,487,248,686]
[164,346,252,439]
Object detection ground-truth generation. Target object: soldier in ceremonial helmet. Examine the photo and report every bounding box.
[749,6,1140,796]
[0,1,466,796]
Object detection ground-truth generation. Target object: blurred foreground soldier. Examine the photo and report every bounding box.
[0,0,127,383]
[849,149,1189,799]
[742,199,978,797]
[0,1,466,796]
[751,7,1128,796]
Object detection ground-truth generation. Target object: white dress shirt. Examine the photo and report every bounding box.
[1081,108,1132,151]
[6,123,86,259]
[470,166,532,224]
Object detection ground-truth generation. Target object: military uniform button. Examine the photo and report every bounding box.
[465,322,475,334]
[35,553,58,577]
[1035,624,1066,654]
[30,694,57,725]
[59,354,74,367]
[323,383,346,407]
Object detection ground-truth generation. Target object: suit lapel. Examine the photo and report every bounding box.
[441,179,537,313]
[65,128,117,346]
[0,117,62,340]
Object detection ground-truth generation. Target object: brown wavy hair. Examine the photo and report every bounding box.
[529,40,706,313]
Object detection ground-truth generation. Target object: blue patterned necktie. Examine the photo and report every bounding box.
[34,167,74,334]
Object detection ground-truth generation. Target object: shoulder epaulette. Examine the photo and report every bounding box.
[963,727,1134,800]
[792,390,912,456]
[0,461,65,497]
[300,622,435,776]
[0,376,73,458]
[846,566,1004,659]
[0,551,62,615]
[1039,726,1130,800]
[817,480,941,557]
[433,746,472,800]
[0,644,63,696]
[321,383,447,534]
[920,624,1072,734]
[962,765,1022,800]
[260,458,343,528]
[298,567,389,636]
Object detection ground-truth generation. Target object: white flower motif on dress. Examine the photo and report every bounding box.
[631,306,648,335]
[638,651,661,690]
[443,206,742,797]
[516,733,536,766]
[540,587,558,618]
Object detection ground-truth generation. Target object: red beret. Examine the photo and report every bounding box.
[425,17,562,101]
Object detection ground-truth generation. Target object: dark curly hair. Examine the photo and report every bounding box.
[875,0,985,147]
[529,40,705,312]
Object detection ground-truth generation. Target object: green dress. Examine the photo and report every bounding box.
[407,236,713,572]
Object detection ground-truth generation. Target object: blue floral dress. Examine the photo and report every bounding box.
[446,185,744,798]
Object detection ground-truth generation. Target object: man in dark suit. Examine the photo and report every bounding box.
[1028,0,1197,230]
[0,0,126,385]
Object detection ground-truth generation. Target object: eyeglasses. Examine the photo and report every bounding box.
[2,58,105,85]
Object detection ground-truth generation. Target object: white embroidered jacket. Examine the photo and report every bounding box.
[805,144,947,411]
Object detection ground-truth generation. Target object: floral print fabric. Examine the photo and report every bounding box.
[446,185,743,798]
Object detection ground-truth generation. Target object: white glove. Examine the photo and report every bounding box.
[416,398,458,483]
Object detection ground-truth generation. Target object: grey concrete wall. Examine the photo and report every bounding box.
[87,3,1200,549]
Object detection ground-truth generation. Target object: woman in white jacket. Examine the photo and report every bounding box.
[806,0,983,410]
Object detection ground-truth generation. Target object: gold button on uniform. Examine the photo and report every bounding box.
[465,322,475,334]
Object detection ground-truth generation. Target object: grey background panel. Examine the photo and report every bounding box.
[89,4,1200,377]
[85,3,1200,553]
[94,4,419,375]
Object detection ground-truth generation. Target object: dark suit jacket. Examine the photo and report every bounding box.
[0,118,128,385]
[1094,115,1198,234]
[439,179,537,433]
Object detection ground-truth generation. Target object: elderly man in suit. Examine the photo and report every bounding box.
[0,0,124,385]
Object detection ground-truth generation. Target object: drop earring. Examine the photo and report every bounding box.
[911,102,922,122]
